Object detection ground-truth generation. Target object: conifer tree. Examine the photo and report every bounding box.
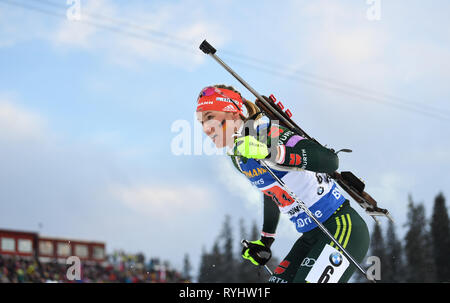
[384,220,405,282]
[197,247,211,282]
[218,215,236,282]
[237,218,258,282]
[182,253,192,282]
[404,196,436,282]
[209,241,223,282]
[430,192,450,282]
[369,222,387,282]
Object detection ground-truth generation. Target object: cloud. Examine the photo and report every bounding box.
[52,16,97,49]
[0,4,49,48]
[109,183,213,219]
[282,1,390,87]
[0,0,229,68]
[0,94,216,270]
[393,40,450,83]
[49,0,229,69]
[51,0,116,49]
[0,98,47,142]
[215,157,262,210]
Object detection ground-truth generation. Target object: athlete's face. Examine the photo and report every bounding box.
[197,110,242,148]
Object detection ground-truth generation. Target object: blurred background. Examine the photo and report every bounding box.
[0,0,449,282]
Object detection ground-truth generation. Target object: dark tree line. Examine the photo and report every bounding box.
[197,192,450,283]
[197,215,279,283]
[358,192,450,283]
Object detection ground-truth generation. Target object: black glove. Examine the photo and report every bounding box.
[241,236,274,266]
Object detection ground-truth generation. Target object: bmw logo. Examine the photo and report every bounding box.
[329,252,343,266]
[317,186,324,195]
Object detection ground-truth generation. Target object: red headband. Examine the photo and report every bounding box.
[196,86,243,114]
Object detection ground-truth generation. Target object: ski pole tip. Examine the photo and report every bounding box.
[199,39,216,55]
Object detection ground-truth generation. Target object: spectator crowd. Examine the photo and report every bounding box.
[0,251,187,283]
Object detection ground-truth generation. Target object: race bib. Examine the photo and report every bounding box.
[305,244,350,283]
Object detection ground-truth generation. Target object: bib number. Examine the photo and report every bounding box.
[263,186,295,207]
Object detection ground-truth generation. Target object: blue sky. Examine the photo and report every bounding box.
[1,0,449,281]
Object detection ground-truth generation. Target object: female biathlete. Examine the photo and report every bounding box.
[196,85,370,283]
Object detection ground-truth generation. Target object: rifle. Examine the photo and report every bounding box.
[199,39,393,224]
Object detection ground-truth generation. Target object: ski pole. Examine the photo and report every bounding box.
[241,240,273,276]
[259,160,373,282]
[199,40,374,282]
